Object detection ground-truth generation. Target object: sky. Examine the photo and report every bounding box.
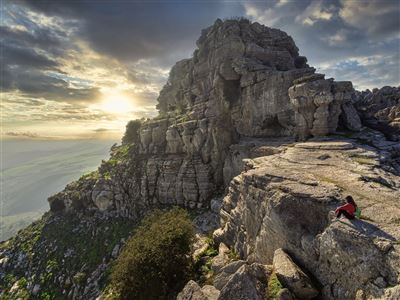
[1,0,399,140]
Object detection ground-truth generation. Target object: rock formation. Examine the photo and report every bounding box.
[289,74,360,140]
[48,18,361,217]
[353,86,400,141]
[214,138,400,299]
[1,18,399,300]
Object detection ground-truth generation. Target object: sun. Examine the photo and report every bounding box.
[98,91,134,114]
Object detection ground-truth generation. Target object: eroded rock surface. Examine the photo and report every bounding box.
[214,137,400,299]
[273,248,318,299]
[177,280,220,300]
[3,18,399,300]
[354,86,400,141]
[289,74,361,140]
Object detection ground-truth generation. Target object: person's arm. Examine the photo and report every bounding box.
[335,204,346,213]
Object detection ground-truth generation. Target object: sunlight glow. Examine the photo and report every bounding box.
[98,91,134,114]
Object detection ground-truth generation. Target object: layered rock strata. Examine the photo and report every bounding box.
[214,137,400,299]
[354,86,400,141]
[289,74,360,140]
[49,19,364,216]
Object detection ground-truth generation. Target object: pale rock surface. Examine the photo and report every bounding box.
[288,74,359,140]
[215,137,400,299]
[213,260,247,290]
[49,18,316,215]
[218,263,272,300]
[34,18,399,300]
[273,248,318,299]
[177,280,220,300]
[276,288,295,300]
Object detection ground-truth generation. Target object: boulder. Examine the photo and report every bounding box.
[218,263,272,300]
[177,280,219,300]
[273,249,318,299]
[340,102,362,131]
[276,288,294,300]
[213,260,247,290]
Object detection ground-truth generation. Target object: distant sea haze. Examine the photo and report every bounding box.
[1,139,117,241]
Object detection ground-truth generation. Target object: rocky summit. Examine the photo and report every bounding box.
[1,18,399,300]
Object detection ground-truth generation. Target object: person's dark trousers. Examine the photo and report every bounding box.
[336,210,355,220]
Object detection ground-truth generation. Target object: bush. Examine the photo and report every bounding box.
[122,120,141,144]
[110,208,195,300]
[267,271,283,299]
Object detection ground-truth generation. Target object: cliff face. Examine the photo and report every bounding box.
[2,19,400,300]
[214,138,400,299]
[48,18,358,217]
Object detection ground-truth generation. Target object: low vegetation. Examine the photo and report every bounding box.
[193,236,219,285]
[0,213,136,299]
[267,271,283,299]
[108,208,195,300]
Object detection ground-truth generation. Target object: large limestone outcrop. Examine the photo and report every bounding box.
[214,137,400,299]
[49,18,318,215]
[354,86,400,141]
[49,19,365,218]
[3,18,400,300]
[289,74,360,140]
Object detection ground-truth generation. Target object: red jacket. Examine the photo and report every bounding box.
[335,203,356,217]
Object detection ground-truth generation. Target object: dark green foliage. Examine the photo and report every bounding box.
[122,120,141,144]
[110,208,195,300]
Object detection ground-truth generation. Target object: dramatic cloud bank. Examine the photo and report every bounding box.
[1,0,399,139]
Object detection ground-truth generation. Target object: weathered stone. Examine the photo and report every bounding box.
[177,280,219,300]
[32,284,41,296]
[341,101,362,131]
[211,243,230,273]
[276,288,294,300]
[215,138,400,300]
[213,260,247,290]
[23,18,398,300]
[289,75,355,140]
[353,86,400,141]
[273,248,318,299]
[218,263,272,300]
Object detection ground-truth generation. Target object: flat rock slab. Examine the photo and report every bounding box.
[295,141,354,150]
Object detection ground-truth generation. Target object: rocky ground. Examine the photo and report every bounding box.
[214,130,400,299]
[1,18,399,299]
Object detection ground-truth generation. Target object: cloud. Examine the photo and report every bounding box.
[2,0,399,139]
[5,131,40,138]
[339,0,400,38]
[295,0,336,26]
[17,0,243,64]
[92,128,120,133]
[93,128,110,132]
[244,0,399,90]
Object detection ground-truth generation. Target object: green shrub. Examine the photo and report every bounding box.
[110,208,195,300]
[267,271,283,299]
[122,119,141,144]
